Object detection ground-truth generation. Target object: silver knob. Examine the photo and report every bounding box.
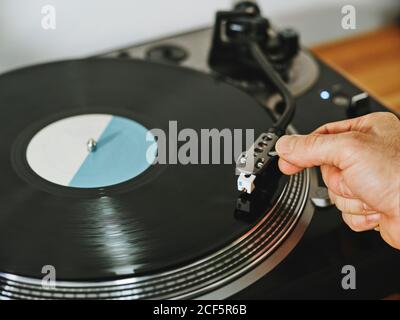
[311,186,333,208]
[87,138,97,153]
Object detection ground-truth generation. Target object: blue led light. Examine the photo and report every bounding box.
[320,90,330,100]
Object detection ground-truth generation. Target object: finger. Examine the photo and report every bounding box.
[312,116,368,135]
[342,212,381,232]
[275,132,365,170]
[377,216,400,250]
[321,165,354,198]
[278,158,303,175]
[329,190,374,215]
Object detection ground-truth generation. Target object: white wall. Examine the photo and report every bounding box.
[0,0,399,74]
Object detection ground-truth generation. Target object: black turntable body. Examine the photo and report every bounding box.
[0,3,399,300]
[233,60,400,300]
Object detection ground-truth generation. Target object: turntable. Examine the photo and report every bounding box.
[0,2,399,300]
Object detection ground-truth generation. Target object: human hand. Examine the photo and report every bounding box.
[275,112,400,249]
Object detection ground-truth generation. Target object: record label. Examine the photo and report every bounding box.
[25,114,157,188]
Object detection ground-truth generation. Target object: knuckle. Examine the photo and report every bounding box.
[342,213,367,232]
[368,112,399,126]
[341,200,351,213]
[303,134,322,151]
[327,188,336,204]
[338,198,358,214]
[363,112,378,123]
[379,112,398,122]
[335,197,345,211]
[349,216,367,232]
[343,132,367,151]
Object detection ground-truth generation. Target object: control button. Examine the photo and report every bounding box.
[146,45,188,64]
[234,1,261,14]
[348,92,370,118]
[117,51,131,59]
[330,87,371,118]
[278,28,300,59]
[319,90,331,100]
[332,93,350,107]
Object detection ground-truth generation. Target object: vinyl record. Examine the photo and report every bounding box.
[0,58,285,282]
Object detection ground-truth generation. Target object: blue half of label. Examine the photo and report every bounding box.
[26,114,157,188]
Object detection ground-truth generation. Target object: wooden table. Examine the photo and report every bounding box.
[311,25,400,113]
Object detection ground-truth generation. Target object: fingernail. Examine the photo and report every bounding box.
[366,213,381,223]
[276,135,297,155]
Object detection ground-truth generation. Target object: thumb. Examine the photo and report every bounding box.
[275,133,356,170]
